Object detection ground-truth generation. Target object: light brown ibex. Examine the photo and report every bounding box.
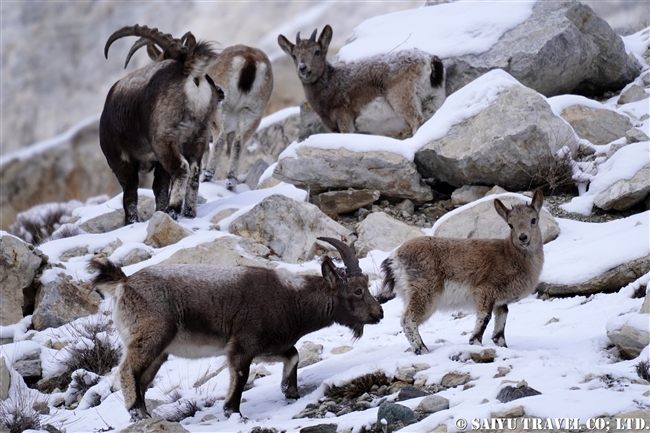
[89,237,383,420]
[377,190,545,354]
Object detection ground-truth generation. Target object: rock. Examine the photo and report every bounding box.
[118,417,189,433]
[560,105,633,145]
[395,199,415,217]
[59,246,88,262]
[143,211,193,248]
[441,372,471,388]
[538,254,650,297]
[36,370,73,394]
[210,208,238,225]
[625,128,650,143]
[494,367,511,378]
[0,234,43,325]
[470,348,497,363]
[298,343,323,369]
[312,189,380,217]
[607,315,650,359]
[451,186,491,207]
[377,402,418,430]
[594,164,650,211]
[443,1,640,97]
[229,194,353,263]
[415,74,578,191]
[618,85,649,105]
[397,386,429,401]
[251,428,279,433]
[80,196,155,234]
[434,194,560,244]
[485,186,508,196]
[496,381,541,403]
[394,367,417,384]
[0,358,10,400]
[355,212,424,258]
[160,236,273,268]
[94,238,122,258]
[299,424,338,433]
[274,146,433,203]
[32,273,102,331]
[299,100,330,142]
[13,349,42,382]
[416,395,450,414]
[491,405,525,418]
[245,159,271,190]
[331,346,353,355]
[120,248,153,267]
[641,292,650,314]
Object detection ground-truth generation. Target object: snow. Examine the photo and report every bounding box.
[2,4,650,432]
[257,106,300,131]
[622,27,650,58]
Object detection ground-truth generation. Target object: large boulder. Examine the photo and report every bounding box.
[415,74,578,190]
[560,105,633,145]
[79,196,155,234]
[444,1,640,97]
[274,147,433,203]
[143,212,193,248]
[0,234,43,325]
[160,236,274,268]
[355,212,424,257]
[593,164,650,211]
[434,194,560,244]
[606,313,650,359]
[228,194,354,263]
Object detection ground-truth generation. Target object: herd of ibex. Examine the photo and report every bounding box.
[94,23,545,421]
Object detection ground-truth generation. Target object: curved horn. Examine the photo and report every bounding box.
[296,31,301,44]
[309,28,318,42]
[124,37,154,68]
[105,24,182,61]
[179,31,192,43]
[317,237,362,276]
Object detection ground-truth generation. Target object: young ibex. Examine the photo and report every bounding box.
[377,190,545,355]
[100,25,223,225]
[89,237,383,420]
[277,25,445,136]
[145,43,274,191]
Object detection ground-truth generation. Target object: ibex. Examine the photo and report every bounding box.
[100,25,223,225]
[89,237,383,420]
[145,43,274,191]
[377,190,545,354]
[277,25,445,136]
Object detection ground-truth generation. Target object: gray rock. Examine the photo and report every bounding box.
[560,105,633,145]
[625,128,650,143]
[641,292,650,314]
[36,370,73,394]
[538,254,650,297]
[416,395,450,414]
[415,83,578,191]
[434,194,560,244]
[160,236,273,268]
[355,212,424,258]
[120,248,153,267]
[470,348,497,363]
[13,349,42,382]
[377,402,418,429]
[80,196,155,234]
[94,238,122,258]
[394,367,417,384]
[298,343,323,369]
[397,386,429,401]
[451,185,491,207]
[299,101,331,142]
[59,246,89,262]
[118,417,189,433]
[444,1,640,97]
[0,357,10,400]
[143,211,193,248]
[274,146,433,203]
[299,424,338,433]
[245,159,270,190]
[395,199,415,217]
[492,405,525,418]
[0,234,43,325]
[496,382,541,403]
[32,273,102,331]
[441,372,471,388]
[229,194,353,264]
[618,85,649,105]
[607,322,650,359]
[312,189,380,217]
[594,164,650,211]
[210,208,238,225]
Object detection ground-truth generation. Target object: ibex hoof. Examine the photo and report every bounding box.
[226,177,237,192]
[469,338,483,346]
[202,171,214,182]
[129,407,151,422]
[414,346,429,355]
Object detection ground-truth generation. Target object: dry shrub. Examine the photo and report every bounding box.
[0,390,43,433]
[324,372,390,401]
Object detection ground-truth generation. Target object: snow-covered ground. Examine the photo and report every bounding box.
[1,5,649,433]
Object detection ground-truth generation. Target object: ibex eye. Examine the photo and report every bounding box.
[531,218,537,225]
[354,288,363,296]
[314,50,321,56]
[291,54,296,60]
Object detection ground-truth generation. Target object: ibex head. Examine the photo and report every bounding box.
[494,189,544,251]
[277,25,333,84]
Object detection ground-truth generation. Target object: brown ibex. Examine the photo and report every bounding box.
[278,25,445,136]
[100,25,224,225]
[89,237,383,420]
[377,190,545,354]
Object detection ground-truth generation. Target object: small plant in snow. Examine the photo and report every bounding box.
[0,387,44,433]
[64,369,102,407]
[635,359,650,382]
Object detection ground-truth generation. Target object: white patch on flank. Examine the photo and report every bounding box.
[184,75,213,114]
[436,280,476,311]
[355,97,409,134]
[165,333,227,359]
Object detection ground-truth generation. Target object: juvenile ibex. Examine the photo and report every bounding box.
[146,43,274,191]
[89,237,383,420]
[278,25,445,136]
[100,25,223,225]
[377,190,545,354]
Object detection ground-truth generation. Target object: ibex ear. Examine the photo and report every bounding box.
[146,44,162,61]
[277,34,295,57]
[183,32,197,49]
[530,189,544,214]
[318,25,333,54]
[494,198,510,222]
[321,256,341,289]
